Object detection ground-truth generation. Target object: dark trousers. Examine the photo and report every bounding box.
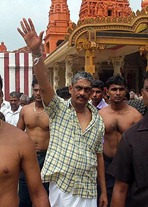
[19,151,49,207]
[97,154,114,207]
[97,154,130,207]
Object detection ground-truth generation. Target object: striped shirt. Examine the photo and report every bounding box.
[41,95,104,198]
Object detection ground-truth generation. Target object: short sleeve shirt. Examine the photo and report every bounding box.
[109,112,148,207]
[41,95,104,198]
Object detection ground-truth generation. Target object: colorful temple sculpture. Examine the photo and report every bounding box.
[44,0,148,92]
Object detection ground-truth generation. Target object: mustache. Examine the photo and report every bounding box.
[77,95,87,100]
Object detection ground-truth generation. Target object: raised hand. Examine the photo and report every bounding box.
[17,18,44,54]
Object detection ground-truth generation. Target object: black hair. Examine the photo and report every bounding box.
[92,80,104,91]
[105,74,127,89]
[125,91,130,101]
[0,75,3,89]
[56,86,71,100]
[32,78,38,88]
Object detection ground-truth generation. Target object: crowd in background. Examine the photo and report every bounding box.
[0,78,146,128]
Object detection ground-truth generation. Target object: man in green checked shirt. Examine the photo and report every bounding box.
[18,18,108,207]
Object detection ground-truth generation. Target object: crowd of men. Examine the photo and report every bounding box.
[0,17,148,207]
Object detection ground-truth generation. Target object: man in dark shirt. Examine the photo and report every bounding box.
[109,71,148,207]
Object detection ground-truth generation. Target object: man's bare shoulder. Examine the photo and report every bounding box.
[20,103,35,118]
[127,104,143,119]
[21,102,34,112]
[2,121,32,143]
[99,105,110,115]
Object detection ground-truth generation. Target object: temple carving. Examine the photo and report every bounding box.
[79,0,132,20]
[43,0,148,91]
[142,0,148,10]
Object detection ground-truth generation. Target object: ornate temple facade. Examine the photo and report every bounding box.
[43,0,148,92]
[1,0,147,98]
[79,0,132,20]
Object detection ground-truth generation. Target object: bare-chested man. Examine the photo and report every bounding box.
[0,75,50,207]
[98,75,143,206]
[17,78,50,207]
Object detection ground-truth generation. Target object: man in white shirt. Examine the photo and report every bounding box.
[0,89,10,116]
[5,91,22,126]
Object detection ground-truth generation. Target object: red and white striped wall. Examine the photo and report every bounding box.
[0,52,33,100]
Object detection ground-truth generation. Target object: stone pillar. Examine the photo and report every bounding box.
[111,56,124,76]
[53,63,60,91]
[85,49,95,75]
[65,55,73,86]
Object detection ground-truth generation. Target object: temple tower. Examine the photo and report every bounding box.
[79,0,132,20]
[142,0,148,10]
[0,42,7,52]
[44,0,72,53]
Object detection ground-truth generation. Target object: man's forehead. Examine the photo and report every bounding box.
[74,79,92,85]
[92,87,102,91]
[109,84,126,88]
[33,84,40,89]
[144,79,148,86]
[10,96,19,100]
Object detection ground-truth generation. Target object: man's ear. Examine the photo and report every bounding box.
[106,89,109,97]
[69,85,72,95]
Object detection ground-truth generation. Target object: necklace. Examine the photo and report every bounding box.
[33,102,45,114]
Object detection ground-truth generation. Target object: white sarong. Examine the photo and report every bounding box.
[49,182,97,207]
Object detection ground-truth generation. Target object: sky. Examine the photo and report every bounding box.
[0,0,141,51]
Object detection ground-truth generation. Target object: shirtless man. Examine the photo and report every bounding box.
[99,75,142,206]
[0,76,50,207]
[17,78,50,207]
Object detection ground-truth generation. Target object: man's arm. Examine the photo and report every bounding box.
[110,180,129,207]
[20,133,50,207]
[17,18,54,106]
[17,108,26,130]
[97,153,108,207]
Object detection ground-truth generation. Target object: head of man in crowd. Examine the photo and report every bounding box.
[129,90,137,100]
[69,71,93,108]
[141,71,148,107]
[105,74,127,104]
[20,94,30,106]
[9,91,20,112]
[56,86,71,100]
[32,78,42,103]
[91,80,105,107]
